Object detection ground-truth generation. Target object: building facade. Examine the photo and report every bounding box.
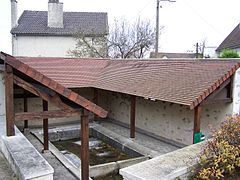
[10,0,108,57]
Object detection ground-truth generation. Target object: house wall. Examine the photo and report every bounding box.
[12,35,107,57]
[12,36,76,57]
[98,90,232,145]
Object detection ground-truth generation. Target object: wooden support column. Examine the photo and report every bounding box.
[93,88,98,120]
[130,95,136,138]
[5,65,15,136]
[193,105,202,143]
[81,109,89,180]
[42,100,49,151]
[23,90,28,129]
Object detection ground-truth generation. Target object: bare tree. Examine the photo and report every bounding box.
[68,33,108,58]
[68,18,156,59]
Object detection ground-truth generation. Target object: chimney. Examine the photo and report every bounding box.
[10,0,18,28]
[48,0,63,28]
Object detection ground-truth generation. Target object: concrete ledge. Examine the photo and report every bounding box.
[90,157,149,177]
[120,142,205,180]
[0,126,54,180]
[92,123,159,158]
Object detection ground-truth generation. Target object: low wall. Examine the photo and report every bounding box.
[120,141,205,180]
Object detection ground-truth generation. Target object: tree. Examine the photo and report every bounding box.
[218,49,240,58]
[68,18,156,59]
[68,33,108,58]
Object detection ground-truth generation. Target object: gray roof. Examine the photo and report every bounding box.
[11,11,108,36]
[150,52,196,58]
[216,23,240,52]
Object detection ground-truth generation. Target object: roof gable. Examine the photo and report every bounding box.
[16,57,240,109]
[1,53,107,118]
[11,11,108,36]
[216,23,240,51]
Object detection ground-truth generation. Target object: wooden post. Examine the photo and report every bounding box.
[42,100,49,151]
[23,90,28,129]
[5,65,15,136]
[130,96,136,138]
[193,105,201,143]
[93,88,98,120]
[81,109,89,180]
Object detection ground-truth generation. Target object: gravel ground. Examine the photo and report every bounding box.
[0,152,16,180]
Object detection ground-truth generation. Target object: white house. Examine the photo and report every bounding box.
[10,0,108,57]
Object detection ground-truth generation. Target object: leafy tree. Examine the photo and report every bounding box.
[218,49,240,58]
[68,18,156,59]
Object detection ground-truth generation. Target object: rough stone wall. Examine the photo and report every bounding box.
[98,89,232,145]
[13,86,233,145]
[14,88,94,128]
[233,68,240,115]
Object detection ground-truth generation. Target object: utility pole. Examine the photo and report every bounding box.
[196,42,199,58]
[155,0,160,58]
[155,0,176,58]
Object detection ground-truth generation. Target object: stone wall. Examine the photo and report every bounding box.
[14,86,233,145]
[233,68,240,115]
[98,89,232,145]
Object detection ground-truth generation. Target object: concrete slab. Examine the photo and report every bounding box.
[120,142,204,180]
[1,130,54,180]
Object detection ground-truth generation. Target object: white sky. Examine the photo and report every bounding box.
[0,0,240,56]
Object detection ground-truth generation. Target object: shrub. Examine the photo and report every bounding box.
[192,116,240,179]
[218,49,240,58]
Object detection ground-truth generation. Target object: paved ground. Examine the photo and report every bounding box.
[25,132,78,180]
[0,152,16,180]
[97,121,179,155]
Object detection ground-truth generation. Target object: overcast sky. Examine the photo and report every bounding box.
[1,0,240,56]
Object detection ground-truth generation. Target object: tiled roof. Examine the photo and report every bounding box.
[11,11,108,36]
[216,23,240,52]
[1,53,107,118]
[16,57,240,109]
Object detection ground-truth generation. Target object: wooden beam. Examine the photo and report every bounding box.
[5,65,15,136]
[13,75,74,111]
[130,96,136,138]
[200,98,232,106]
[23,90,28,129]
[81,109,89,180]
[15,109,81,121]
[193,105,201,144]
[43,100,49,151]
[93,88,98,120]
[200,78,231,106]
[5,54,107,118]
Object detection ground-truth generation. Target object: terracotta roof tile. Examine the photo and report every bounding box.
[16,57,240,109]
[2,54,107,118]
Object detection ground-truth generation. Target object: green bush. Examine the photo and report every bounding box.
[192,116,240,179]
[218,49,240,58]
